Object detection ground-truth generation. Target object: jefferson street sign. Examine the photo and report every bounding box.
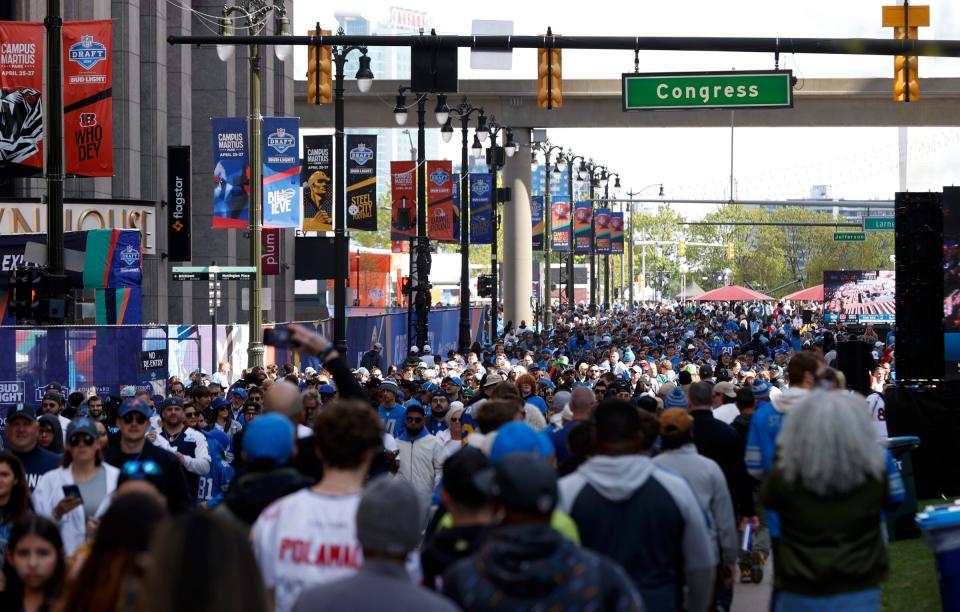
[622,70,793,111]
[834,232,866,242]
[863,217,895,231]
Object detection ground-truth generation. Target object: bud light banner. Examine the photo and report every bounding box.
[211,117,249,229]
[610,211,625,254]
[427,160,454,241]
[595,207,612,254]
[346,134,377,231]
[390,161,417,242]
[573,201,593,254]
[551,197,571,253]
[469,173,493,244]
[262,116,301,228]
[63,20,113,177]
[0,21,45,177]
[302,135,333,232]
[531,196,544,252]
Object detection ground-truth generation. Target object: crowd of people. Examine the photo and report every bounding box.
[0,300,904,612]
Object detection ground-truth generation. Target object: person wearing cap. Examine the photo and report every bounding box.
[33,417,120,556]
[39,391,71,443]
[228,387,248,424]
[377,379,406,439]
[394,403,445,525]
[426,392,451,436]
[558,400,716,611]
[443,454,644,611]
[360,341,385,373]
[157,396,211,496]
[6,404,60,491]
[104,399,192,513]
[654,408,740,611]
[292,476,459,612]
[711,381,740,425]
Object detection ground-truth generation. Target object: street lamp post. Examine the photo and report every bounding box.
[443,100,485,354]
[584,162,606,311]
[533,141,563,331]
[562,152,586,309]
[626,183,664,310]
[482,118,516,343]
[217,0,291,368]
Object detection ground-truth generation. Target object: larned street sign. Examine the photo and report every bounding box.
[172,266,256,282]
[622,70,794,111]
[863,217,895,231]
[834,232,866,242]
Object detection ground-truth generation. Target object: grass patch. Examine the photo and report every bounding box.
[883,536,940,612]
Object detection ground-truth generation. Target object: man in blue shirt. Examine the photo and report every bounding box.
[377,379,407,438]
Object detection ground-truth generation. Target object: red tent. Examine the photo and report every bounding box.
[692,284,774,302]
[782,284,824,301]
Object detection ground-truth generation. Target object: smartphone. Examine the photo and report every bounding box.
[263,327,291,349]
[62,484,82,501]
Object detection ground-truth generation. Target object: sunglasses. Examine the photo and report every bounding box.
[450,417,461,423]
[405,416,424,423]
[121,460,161,479]
[69,434,95,447]
[184,411,197,417]
[121,413,148,425]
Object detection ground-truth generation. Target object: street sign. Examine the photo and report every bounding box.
[834,232,866,242]
[622,70,793,111]
[863,217,895,231]
[171,267,210,281]
[172,266,256,281]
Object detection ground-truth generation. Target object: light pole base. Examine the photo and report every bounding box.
[247,342,265,368]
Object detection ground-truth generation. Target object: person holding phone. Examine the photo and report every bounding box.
[32,418,120,558]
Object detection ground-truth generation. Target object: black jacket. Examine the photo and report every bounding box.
[217,466,310,526]
[691,409,756,516]
[421,524,489,591]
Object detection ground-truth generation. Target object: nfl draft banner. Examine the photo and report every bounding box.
[595,207,612,254]
[469,173,493,244]
[261,117,300,228]
[211,117,249,229]
[63,20,113,177]
[551,197,571,252]
[390,160,416,246]
[573,201,593,254]
[301,135,333,232]
[531,196,544,251]
[346,134,377,231]
[610,211,625,254]
[427,161,454,241]
[0,22,44,177]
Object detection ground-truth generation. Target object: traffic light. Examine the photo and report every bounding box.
[726,244,735,261]
[307,29,333,104]
[9,268,33,321]
[477,274,494,298]
[677,239,686,258]
[400,276,411,295]
[883,5,929,102]
[537,28,562,109]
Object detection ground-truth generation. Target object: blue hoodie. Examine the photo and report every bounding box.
[196,437,235,508]
[379,403,408,438]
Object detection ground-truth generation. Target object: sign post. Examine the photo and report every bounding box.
[622,70,794,111]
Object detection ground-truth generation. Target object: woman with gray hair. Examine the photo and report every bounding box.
[437,403,465,456]
[761,389,896,611]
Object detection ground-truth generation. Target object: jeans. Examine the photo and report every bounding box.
[774,588,880,612]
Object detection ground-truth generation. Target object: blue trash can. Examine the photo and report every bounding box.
[885,436,921,540]
[916,505,960,611]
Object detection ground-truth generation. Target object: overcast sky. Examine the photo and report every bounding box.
[292,0,960,217]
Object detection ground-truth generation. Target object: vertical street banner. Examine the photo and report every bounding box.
[301,135,333,232]
[427,160,454,241]
[451,177,461,242]
[0,22,44,177]
[166,146,191,261]
[346,134,377,231]
[262,116,300,228]
[469,173,493,244]
[595,207,612,254]
[610,211,625,254]
[262,227,280,275]
[211,117,249,229]
[531,196,544,251]
[390,160,417,243]
[551,197,571,252]
[63,20,113,177]
[573,201,593,254]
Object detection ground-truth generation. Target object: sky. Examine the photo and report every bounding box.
[291,0,960,218]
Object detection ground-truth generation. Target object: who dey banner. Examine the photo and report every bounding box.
[469,173,493,244]
[63,20,113,177]
[347,134,377,231]
[0,21,45,177]
[262,116,301,228]
[211,117,249,229]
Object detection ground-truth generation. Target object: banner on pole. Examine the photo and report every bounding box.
[211,117,249,229]
[451,177,461,242]
[262,227,281,275]
[610,211,624,254]
[595,207,612,254]
[167,146,191,261]
[390,160,417,242]
[301,135,333,232]
[427,160,454,241]
[573,201,592,254]
[0,21,44,177]
[551,197,571,252]
[346,134,377,231]
[63,20,113,177]
[262,116,300,228]
[532,196,544,252]
[469,173,493,244]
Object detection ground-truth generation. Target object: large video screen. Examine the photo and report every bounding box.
[944,187,960,379]
[823,270,896,324]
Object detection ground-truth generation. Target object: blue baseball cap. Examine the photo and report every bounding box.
[243,413,294,465]
[119,398,151,418]
[229,388,247,400]
[421,382,440,393]
[664,386,688,408]
[212,397,230,410]
[489,422,554,465]
[318,384,335,395]
[751,379,771,400]
[202,427,229,450]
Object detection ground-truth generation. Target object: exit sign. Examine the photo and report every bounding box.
[834,232,866,242]
[622,70,794,111]
[863,217,895,231]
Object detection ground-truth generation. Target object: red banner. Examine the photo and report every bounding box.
[0,22,45,177]
[63,20,113,177]
[427,160,454,241]
[262,227,281,275]
[390,160,417,242]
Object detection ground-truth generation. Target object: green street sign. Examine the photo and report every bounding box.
[172,266,256,281]
[622,70,794,111]
[834,232,866,242]
[863,217,895,231]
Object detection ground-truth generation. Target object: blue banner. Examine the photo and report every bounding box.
[532,196,544,252]
[452,178,460,242]
[211,117,249,229]
[469,173,494,244]
[262,116,301,228]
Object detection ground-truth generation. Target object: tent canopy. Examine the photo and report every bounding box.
[682,279,706,299]
[782,284,824,301]
[693,284,774,302]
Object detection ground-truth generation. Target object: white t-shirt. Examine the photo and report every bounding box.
[252,488,363,612]
[866,393,889,439]
[712,403,739,425]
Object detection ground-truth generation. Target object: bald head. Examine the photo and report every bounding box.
[264,382,303,423]
[570,387,597,419]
